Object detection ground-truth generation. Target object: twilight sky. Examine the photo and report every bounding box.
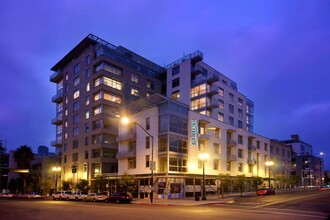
[0,0,329,169]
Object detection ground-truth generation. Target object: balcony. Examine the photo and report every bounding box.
[227,154,237,162]
[207,72,220,84]
[207,85,218,97]
[207,99,219,110]
[51,114,63,125]
[192,72,221,87]
[51,89,63,103]
[190,50,203,64]
[116,132,136,143]
[50,70,63,83]
[51,139,62,147]
[116,150,136,159]
[248,144,257,152]
[247,158,257,165]
[191,65,203,76]
[227,140,237,147]
[198,133,211,141]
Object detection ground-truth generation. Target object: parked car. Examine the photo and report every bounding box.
[53,191,72,200]
[257,187,275,195]
[319,185,330,190]
[105,192,132,204]
[67,192,88,201]
[84,193,107,202]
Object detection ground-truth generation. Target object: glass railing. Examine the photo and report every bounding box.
[165,50,203,69]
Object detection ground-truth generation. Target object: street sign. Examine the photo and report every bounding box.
[150,161,156,170]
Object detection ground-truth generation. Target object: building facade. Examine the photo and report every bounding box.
[118,94,270,199]
[50,34,165,186]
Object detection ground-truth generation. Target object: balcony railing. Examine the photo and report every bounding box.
[165,50,203,69]
[207,99,219,110]
[50,70,63,83]
[116,132,136,143]
[227,140,237,147]
[51,139,62,147]
[51,114,63,125]
[191,64,203,76]
[248,145,257,151]
[192,72,221,86]
[207,85,218,97]
[198,133,212,141]
[116,150,136,159]
[247,158,257,164]
[227,154,237,161]
[51,89,63,103]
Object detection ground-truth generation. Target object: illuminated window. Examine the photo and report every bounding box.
[172,91,180,100]
[131,87,140,97]
[147,79,154,89]
[214,128,221,138]
[219,99,224,109]
[128,157,136,169]
[146,155,150,168]
[191,97,206,110]
[191,84,206,98]
[238,149,243,158]
[213,159,219,170]
[86,96,90,105]
[238,98,243,106]
[94,76,122,91]
[131,73,139,83]
[218,112,224,122]
[85,110,90,119]
[198,141,205,151]
[73,90,80,99]
[86,82,90,92]
[238,163,243,172]
[219,88,224,97]
[93,106,102,115]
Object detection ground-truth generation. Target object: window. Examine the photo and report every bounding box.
[229,93,234,102]
[238,109,243,118]
[86,55,91,65]
[74,64,80,74]
[64,155,67,163]
[213,128,221,138]
[238,98,243,106]
[191,84,206,98]
[191,97,206,110]
[214,143,220,154]
[218,112,224,122]
[238,120,243,128]
[172,65,180,75]
[128,157,136,169]
[73,140,79,149]
[86,110,90,119]
[73,127,79,136]
[92,149,101,158]
[65,96,68,104]
[213,159,219,170]
[169,157,187,172]
[65,108,68,116]
[238,149,243,158]
[257,141,260,149]
[229,104,234,114]
[146,155,150,168]
[131,73,139,83]
[264,143,268,151]
[238,135,243,144]
[72,153,78,162]
[131,87,140,96]
[146,117,150,130]
[226,162,231,171]
[172,78,180,88]
[85,137,89,146]
[229,116,234,125]
[86,96,90,105]
[65,73,68,80]
[219,99,224,109]
[147,79,154,89]
[74,76,80,86]
[73,102,80,111]
[85,123,89,133]
[86,82,90,92]
[219,88,224,97]
[73,90,80,99]
[238,163,243,172]
[198,141,205,151]
[94,106,102,115]
[94,91,122,104]
[83,163,87,172]
[64,131,68,140]
[146,136,150,149]
[199,123,206,134]
[86,69,91,79]
[73,115,79,124]
[172,91,180,100]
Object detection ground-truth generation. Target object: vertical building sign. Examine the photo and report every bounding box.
[191,119,198,147]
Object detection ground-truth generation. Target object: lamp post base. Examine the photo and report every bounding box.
[201,196,207,200]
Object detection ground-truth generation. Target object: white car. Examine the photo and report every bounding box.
[84,193,107,202]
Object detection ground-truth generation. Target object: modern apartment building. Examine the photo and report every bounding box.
[165,51,254,132]
[50,34,165,186]
[269,139,292,188]
[117,94,270,199]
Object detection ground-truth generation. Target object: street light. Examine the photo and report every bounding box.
[199,153,209,200]
[265,161,274,188]
[52,166,61,192]
[121,117,154,203]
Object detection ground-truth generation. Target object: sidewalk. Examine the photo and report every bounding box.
[131,192,256,206]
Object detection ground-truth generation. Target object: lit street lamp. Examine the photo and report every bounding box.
[122,117,154,203]
[199,153,209,200]
[52,166,61,192]
[265,161,274,188]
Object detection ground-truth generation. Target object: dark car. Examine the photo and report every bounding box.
[105,192,132,204]
[257,187,275,195]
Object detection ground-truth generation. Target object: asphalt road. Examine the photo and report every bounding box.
[1,190,329,220]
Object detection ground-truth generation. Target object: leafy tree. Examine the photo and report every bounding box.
[40,179,51,195]
[0,142,6,155]
[91,175,107,193]
[288,175,300,188]
[252,176,263,192]
[235,175,246,197]
[62,180,71,191]
[217,173,232,198]
[13,145,35,193]
[76,179,90,193]
[118,171,136,193]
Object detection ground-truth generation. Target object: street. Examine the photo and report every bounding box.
[0,190,329,220]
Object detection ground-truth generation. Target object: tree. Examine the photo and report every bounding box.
[118,171,136,193]
[235,175,246,197]
[252,176,263,192]
[13,145,35,193]
[217,173,232,198]
[76,179,90,193]
[288,175,300,188]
